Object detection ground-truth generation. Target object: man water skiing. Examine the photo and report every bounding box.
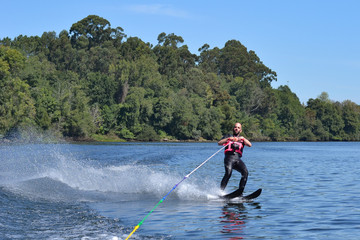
[218,122,252,196]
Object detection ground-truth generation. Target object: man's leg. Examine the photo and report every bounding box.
[220,158,233,190]
[234,159,248,195]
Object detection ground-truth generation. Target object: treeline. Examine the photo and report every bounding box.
[1,15,360,141]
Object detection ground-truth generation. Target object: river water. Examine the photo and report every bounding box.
[0,141,359,239]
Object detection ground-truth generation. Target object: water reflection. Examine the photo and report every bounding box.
[220,202,261,240]
[220,202,246,239]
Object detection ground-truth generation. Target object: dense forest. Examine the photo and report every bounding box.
[1,15,360,142]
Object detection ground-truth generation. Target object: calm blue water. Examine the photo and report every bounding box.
[1,141,360,239]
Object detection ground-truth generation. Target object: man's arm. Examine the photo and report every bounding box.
[218,136,252,147]
[218,138,228,146]
[238,136,252,147]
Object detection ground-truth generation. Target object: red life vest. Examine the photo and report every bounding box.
[224,140,244,157]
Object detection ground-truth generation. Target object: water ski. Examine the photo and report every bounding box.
[220,188,262,200]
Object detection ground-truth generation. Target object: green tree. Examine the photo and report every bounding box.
[119,37,154,61]
[179,68,207,97]
[117,86,155,137]
[46,30,76,71]
[0,77,36,134]
[275,85,304,131]
[151,94,175,131]
[0,47,35,134]
[0,57,10,79]
[70,15,125,49]
[100,104,120,135]
[219,40,249,77]
[0,46,26,76]
[342,100,360,139]
[198,106,224,140]
[153,32,196,83]
[218,40,277,86]
[307,94,345,140]
[168,90,199,139]
[85,72,116,106]
[33,87,57,130]
[198,44,220,73]
[61,85,95,138]
[8,35,42,56]
[230,76,264,114]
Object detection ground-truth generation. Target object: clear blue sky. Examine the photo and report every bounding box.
[2,0,359,104]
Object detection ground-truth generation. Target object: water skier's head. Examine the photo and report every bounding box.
[233,123,242,136]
